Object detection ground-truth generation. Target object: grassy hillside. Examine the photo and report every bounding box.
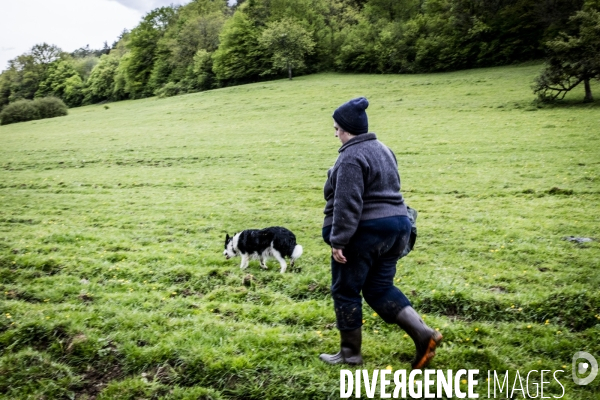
[0,64,599,399]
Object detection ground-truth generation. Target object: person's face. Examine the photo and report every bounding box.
[333,121,353,145]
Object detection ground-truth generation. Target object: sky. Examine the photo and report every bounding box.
[0,0,196,72]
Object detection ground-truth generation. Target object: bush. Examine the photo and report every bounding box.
[32,96,68,119]
[0,97,67,125]
[0,100,40,125]
[155,82,185,98]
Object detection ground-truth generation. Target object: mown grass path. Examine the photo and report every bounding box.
[0,64,599,399]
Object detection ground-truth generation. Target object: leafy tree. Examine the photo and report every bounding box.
[135,1,228,95]
[150,9,226,92]
[85,54,121,102]
[0,69,15,108]
[212,9,270,82]
[0,43,65,107]
[533,9,600,102]
[192,49,216,90]
[247,0,336,72]
[170,12,225,65]
[259,18,316,79]
[71,43,110,58]
[83,30,132,103]
[62,75,85,106]
[111,29,131,50]
[411,11,463,72]
[320,0,361,70]
[4,55,44,102]
[213,0,332,82]
[30,43,62,66]
[374,20,412,73]
[72,57,100,81]
[36,59,83,106]
[335,16,382,72]
[363,0,421,22]
[113,53,133,100]
[126,6,178,98]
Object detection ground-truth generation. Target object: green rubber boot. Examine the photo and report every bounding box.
[395,306,443,369]
[319,327,363,365]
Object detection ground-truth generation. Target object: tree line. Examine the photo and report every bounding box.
[1,0,598,110]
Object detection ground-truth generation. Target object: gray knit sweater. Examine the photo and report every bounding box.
[323,133,408,248]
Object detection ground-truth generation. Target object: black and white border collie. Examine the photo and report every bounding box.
[223,226,303,273]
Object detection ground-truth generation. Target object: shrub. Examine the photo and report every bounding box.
[155,82,185,98]
[0,100,40,125]
[32,96,68,119]
[0,97,67,125]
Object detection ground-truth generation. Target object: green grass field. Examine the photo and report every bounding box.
[1,63,599,399]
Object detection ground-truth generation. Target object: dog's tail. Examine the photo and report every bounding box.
[291,244,303,260]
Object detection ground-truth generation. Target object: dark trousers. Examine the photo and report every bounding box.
[323,216,412,331]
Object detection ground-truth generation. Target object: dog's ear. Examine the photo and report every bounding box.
[225,233,230,242]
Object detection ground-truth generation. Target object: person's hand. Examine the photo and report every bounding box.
[332,247,347,264]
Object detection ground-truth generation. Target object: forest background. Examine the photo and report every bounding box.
[1,0,600,109]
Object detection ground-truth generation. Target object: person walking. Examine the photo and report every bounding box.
[319,97,442,369]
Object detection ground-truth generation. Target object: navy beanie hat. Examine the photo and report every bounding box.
[332,97,369,134]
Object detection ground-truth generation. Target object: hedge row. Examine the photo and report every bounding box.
[0,97,68,125]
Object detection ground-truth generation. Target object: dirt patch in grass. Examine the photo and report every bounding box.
[488,286,507,294]
[75,362,124,399]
